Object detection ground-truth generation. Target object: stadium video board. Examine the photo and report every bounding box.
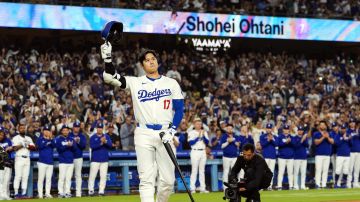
[0,2,359,42]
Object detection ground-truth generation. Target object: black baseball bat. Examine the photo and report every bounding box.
[159,132,195,202]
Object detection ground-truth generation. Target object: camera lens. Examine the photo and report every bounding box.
[227,190,234,197]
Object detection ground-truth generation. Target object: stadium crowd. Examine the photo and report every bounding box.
[6,0,360,20]
[0,42,359,198]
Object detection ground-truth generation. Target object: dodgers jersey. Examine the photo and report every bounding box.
[125,75,183,126]
[12,134,35,158]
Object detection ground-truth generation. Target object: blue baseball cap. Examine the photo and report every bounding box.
[283,124,290,130]
[297,125,304,131]
[97,122,104,128]
[341,124,347,129]
[43,125,51,131]
[266,123,273,129]
[73,121,81,127]
[61,124,70,131]
[331,122,337,128]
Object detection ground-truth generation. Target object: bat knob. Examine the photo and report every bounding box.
[159,132,165,139]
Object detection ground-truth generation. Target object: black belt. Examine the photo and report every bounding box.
[192,149,204,151]
[21,155,28,158]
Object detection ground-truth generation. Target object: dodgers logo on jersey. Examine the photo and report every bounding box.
[138,88,172,102]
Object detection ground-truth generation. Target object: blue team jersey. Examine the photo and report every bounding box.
[330,130,339,155]
[175,132,187,151]
[293,135,309,160]
[211,136,222,151]
[335,132,351,157]
[313,131,333,156]
[238,134,254,149]
[277,133,296,159]
[260,132,277,159]
[55,135,75,164]
[220,134,239,158]
[90,134,112,162]
[348,128,360,152]
[0,138,12,158]
[69,132,87,159]
[36,136,55,165]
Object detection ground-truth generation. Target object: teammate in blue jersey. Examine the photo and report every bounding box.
[88,123,112,196]
[220,124,240,188]
[0,127,13,200]
[211,129,223,151]
[334,124,351,188]
[36,125,55,198]
[259,123,277,189]
[238,125,254,149]
[329,122,339,184]
[55,125,75,198]
[293,125,309,190]
[277,124,296,190]
[347,118,360,188]
[69,121,87,197]
[313,121,334,188]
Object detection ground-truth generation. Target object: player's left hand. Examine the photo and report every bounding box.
[101,42,112,63]
[162,128,176,144]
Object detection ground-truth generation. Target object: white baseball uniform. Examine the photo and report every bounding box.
[188,129,209,192]
[12,134,35,195]
[347,129,360,188]
[106,74,183,202]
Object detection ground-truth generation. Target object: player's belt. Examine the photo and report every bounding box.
[137,123,169,131]
[16,155,28,158]
[192,149,205,151]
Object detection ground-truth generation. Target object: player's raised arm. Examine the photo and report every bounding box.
[101,42,126,88]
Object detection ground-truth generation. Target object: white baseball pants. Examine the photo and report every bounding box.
[293,159,307,189]
[13,157,30,195]
[58,163,74,195]
[222,157,237,185]
[0,167,11,198]
[74,158,83,196]
[277,158,294,188]
[265,158,276,187]
[190,149,207,192]
[88,162,108,194]
[37,162,53,197]
[315,155,330,188]
[347,152,360,188]
[134,127,175,202]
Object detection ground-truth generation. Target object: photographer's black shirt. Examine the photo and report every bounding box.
[229,153,272,191]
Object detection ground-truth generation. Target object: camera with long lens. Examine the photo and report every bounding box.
[223,178,246,202]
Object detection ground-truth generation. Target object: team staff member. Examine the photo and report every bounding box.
[88,123,112,196]
[55,125,75,198]
[259,123,277,189]
[36,125,55,198]
[334,124,351,188]
[12,123,36,198]
[347,118,360,188]
[69,121,87,197]
[313,121,334,189]
[0,127,12,200]
[293,125,309,190]
[220,124,240,189]
[101,39,184,202]
[188,118,210,193]
[277,124,296,190]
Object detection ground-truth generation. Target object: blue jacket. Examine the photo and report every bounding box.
[313,131,333,156]
[69,132,87,159]
[277,133,296,159]
[36,136,55,165]
[175,132,187,152]
[293,135,309,160]
[220,134,240,158]
[348,129,360,152]
[335,132,351,157]
[0,138,12,158]
[211,136,222,151]
[90,134,112,162]
[260,132,277,159]
[330,130,339,155]
[55,135,75,164]
[238,134,254,149]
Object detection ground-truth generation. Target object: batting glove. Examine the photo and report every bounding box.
[100,42,112,63]
[162,128,177,144]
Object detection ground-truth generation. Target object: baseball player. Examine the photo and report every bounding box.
[293,125,309,190]
[277,124,296,190]
[220,124,240,189]
[55,125,75,198]
[101,41,184,202]
[36,125,55,198]
[188,118,210,193]
[69,121,87,197]
[313,121,334,189]
[12,123,36,198]
[334,124,351,188]
[329,122,339,185]
[347,118,360,188]
[0,127,12,200]
[259,123,277,190]
[238,125,254,148]
[88,123,112,196]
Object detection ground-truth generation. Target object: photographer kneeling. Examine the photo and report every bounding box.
[224,144,273,202]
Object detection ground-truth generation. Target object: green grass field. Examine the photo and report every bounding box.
[22,189,360,202]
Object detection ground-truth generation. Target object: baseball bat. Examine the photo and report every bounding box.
[159,132,195,202]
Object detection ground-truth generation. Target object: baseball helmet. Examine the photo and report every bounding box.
[101,21,123,45]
